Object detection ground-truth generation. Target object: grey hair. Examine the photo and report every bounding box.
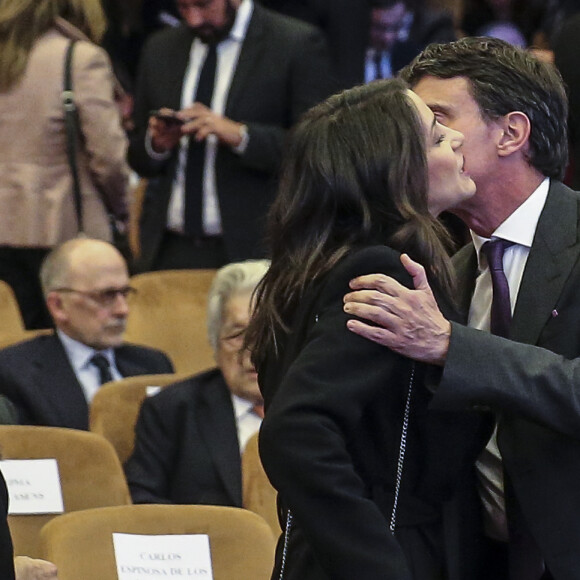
[39,238,89,298]
[207,259,270,351]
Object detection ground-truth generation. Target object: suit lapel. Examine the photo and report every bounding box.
[165,27,195,110]
[116,347,146,378]
[452,243,478,324]
[511,182,580,344]
[225,4,266,114]
[31,335,89,429]
[197,377,243,506]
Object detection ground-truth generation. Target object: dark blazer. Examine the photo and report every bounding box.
[124,368,243,507]
[259,0,371,90]
[0,333,174,430]
[0,472,14,580]
[434,180,580,579]
[128,4,336,271]
[258,246,488,580]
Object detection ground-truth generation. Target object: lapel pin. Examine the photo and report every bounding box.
[551,309,559,318]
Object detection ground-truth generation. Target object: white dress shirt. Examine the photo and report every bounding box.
[365,49,393,82]
[470,177,550,541]
[231,394,262,454]
[166,0,253,235]
[57,330,122,403]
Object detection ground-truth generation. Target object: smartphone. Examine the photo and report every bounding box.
[149,109,185,126]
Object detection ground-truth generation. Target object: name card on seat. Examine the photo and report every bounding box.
[0,458,64,515]
[113,533,213,579]
[146,386,163,397]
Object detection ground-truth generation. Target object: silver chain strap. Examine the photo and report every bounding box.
[389,362,415,534]
[278,362,415,580]
[278,509,293,580]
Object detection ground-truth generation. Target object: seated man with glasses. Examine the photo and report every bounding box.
[124,259,268,507]
[0,238,174,430]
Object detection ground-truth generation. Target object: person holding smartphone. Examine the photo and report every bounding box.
[128,0,337,273]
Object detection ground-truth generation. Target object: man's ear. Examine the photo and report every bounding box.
[45,292,64,325]
[497,111,531,157]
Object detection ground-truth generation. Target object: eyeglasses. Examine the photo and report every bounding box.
[219,328,247,350]
[53,286,137,307]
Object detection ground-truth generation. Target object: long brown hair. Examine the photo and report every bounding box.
[247,79,454,366]
[0,0,106,90]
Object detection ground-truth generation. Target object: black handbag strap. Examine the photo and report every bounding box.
[62,40,84,233]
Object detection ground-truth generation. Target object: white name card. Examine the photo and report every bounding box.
[145,386,163,397]
[113,533,214,579]
[0,458,64,515]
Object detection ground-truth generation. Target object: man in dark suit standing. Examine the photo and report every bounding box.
[128,0,336,272]
[364,0,456,83]
[344,38,579,580]
[125,259,268,506]
[0,238,173,430]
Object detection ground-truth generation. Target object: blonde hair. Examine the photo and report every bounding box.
[0,0,107,90]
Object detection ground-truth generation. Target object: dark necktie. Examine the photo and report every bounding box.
[373,50,383,80]
[184,43,218,236]
[91,353,113,386]
[482,239,546,579]
[481,239,514,338]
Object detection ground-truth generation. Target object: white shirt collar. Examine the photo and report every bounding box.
[472,177,550,266]
[230,0,253,43]
[231,393,255,420]
[57,329,115,370]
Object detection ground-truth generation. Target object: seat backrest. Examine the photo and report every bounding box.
[0,328,53,352]
[125,269,216,374]
[0,425,131,557]
[0,280,25,335]
[40,504,276,580]
[89,373,186,464]
[242,432,281,536]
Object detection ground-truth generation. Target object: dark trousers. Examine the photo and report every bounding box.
[151,231,229,270]
[481,538,554,580]
[0,247,52,330]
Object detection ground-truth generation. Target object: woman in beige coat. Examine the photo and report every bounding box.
[0,0,130,329]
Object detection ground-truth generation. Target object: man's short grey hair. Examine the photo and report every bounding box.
[207,259,270,351]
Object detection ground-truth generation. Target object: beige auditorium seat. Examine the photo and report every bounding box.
[0,281,52,347]
[40,504,276,580]
[242,432,281,536]
[89,373,187,464]
[0,426,131,558]
[124,269,216,374]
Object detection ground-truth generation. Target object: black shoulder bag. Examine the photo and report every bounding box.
[62,41,132,262]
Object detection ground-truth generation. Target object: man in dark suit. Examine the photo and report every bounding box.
[125,259,268,506]
[0,238,173,430]
[128,0,335,272]
[364,0,456,83]
[343,38,578,580]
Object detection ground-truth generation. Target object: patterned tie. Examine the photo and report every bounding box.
[184,43,218,236]
[91,353,113,385]
[481,239,514,338]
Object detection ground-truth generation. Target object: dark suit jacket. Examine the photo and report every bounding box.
[128,4,336,271]
[0,333,174,430]
[390,7,457,77]
[0,472,14,580]
[258,246,488,580]
[259,0,371,90]
[124,368,243,507]
[434,180,580,579]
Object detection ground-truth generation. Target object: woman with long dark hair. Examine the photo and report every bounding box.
[247,79,487,579]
